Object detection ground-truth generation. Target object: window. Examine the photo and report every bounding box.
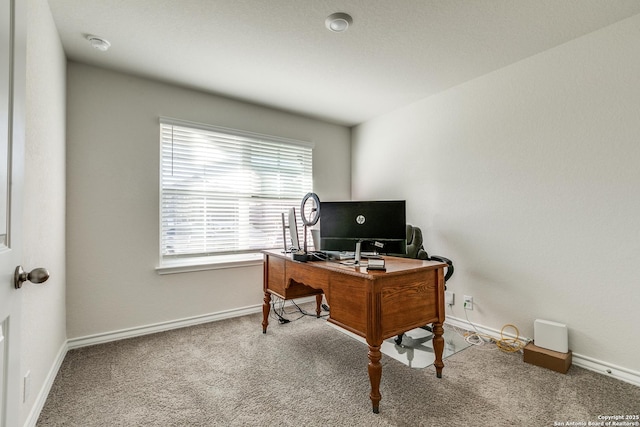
[159,118,313,267]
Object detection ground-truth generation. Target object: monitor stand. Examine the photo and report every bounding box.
[354,241,362,265]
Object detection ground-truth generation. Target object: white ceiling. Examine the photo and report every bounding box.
[48,0,640,127]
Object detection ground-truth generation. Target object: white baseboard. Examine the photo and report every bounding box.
[570,353,640,387]
[67,303,264,349]
[445,315,640,388]
[23,341,68,427]
[67,296,318,349]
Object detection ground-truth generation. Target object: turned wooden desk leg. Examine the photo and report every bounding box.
[432,322,445,378]
[262,292,271,333]
[315,294,322,318]
[367,344,382,413]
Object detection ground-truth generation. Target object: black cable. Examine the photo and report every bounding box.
[270,295,329,323]
[290,299,329,318]
[271,297,289,323]
[310,251,328,261]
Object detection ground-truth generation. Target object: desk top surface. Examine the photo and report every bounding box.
[262,249,445,277]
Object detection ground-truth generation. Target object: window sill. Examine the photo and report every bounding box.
[156,252,265,275]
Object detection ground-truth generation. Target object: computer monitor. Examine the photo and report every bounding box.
[319,200,407,255]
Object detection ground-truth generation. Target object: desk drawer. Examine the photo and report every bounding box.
[265,256,325,299]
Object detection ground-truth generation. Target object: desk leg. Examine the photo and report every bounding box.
[432,322,444,378]
[367,344,382,413]
[315,294,322,318]
[262,292,271,333]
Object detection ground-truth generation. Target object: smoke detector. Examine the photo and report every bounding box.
[87,35,111,52]
[325,13,353,33]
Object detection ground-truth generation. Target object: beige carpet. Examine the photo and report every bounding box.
[37,308,640,426]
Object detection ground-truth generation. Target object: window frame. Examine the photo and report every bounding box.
[156,117,314,273]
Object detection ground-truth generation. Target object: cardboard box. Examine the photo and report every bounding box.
[523,342,572,374]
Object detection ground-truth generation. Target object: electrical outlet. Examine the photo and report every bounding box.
[445,291,454,306]
[23,370,31,403]
[463,295,473,310]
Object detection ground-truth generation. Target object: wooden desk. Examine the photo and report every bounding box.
[261,249,446,413]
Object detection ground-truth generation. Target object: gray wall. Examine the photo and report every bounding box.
[65,63,351,339]
[352,14,640,373]
[22,0,67,424]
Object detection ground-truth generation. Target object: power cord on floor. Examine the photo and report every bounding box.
[270,297,293,324]
[494,324,527,353]
[451,301,528,353]
[270,296,329,324]
[289,299,329,319]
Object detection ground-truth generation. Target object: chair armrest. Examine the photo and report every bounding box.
[429,255,454,283]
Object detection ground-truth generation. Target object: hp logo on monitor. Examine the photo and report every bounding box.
[355,214,366,225]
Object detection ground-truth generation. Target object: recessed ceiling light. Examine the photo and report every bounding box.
[87,35,111,52]
[325,13,353,33]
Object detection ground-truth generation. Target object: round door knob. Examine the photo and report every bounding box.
[14,266,50,289]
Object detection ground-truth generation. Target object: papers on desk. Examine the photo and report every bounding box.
[338,258,386,271]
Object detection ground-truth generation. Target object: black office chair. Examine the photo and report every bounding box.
[395,224,454,345]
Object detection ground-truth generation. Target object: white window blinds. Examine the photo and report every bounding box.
[160,118,313,260]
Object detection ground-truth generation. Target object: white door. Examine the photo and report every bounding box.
[0,0,26,425]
